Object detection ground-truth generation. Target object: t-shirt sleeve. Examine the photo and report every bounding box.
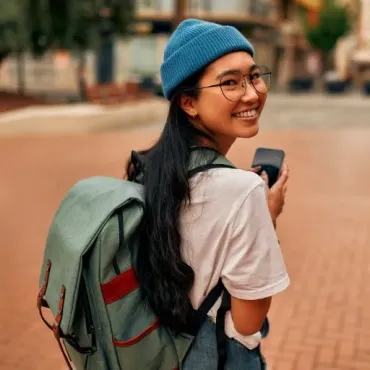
[221,181,290,300]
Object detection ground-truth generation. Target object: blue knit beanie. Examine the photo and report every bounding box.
[160,19,255,100]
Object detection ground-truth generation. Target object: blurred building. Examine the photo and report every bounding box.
[1,0,337,93]
[294,0,370,82]
[273,0,313,88]
[351,0,370,81]
[0,1,311,94]
[329,0,370,82]
[136,0,278,28]
[132,0,282,84]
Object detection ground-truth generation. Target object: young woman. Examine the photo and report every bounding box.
[127,19,290,369]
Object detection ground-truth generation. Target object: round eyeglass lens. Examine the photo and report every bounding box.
[220,66,271,101]
[250,66,271,94]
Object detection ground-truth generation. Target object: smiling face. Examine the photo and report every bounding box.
[179,51,268,154]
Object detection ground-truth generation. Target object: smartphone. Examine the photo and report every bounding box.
[251,147,285,188]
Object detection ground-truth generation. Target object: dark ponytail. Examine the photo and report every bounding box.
[126,69,214,333]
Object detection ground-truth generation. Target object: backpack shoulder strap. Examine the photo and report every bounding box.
[188,146,236,177]
[174,280,228,368]
[182,147,236,368]
[186,279,224,336]
[130,147,236,181]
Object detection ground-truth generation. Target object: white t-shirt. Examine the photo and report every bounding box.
[180,168,290,349]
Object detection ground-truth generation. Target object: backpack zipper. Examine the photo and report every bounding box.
[80,278,96,345]
[81,270,110,370]
[64,277,97,357]
[113,212,124,275]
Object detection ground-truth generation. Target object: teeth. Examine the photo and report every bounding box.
[233,109,257,118]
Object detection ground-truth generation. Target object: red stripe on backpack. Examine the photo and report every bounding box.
[101,266,139,304]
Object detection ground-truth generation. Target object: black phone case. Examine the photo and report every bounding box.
[251,147,285,188]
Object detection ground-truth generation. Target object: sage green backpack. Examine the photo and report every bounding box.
[37,148,235,370]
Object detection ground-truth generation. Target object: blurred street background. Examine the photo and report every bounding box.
[1,1,370,370]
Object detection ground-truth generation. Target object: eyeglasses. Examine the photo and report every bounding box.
[187,66,272,102]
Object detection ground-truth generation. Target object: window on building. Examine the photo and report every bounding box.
[209,0,240,12]
[203,0,212,11]
[160,0,174,11]
[189,0,202,11]
[239,0,252,12]
[130,35,158,76]
[137,0,159,9]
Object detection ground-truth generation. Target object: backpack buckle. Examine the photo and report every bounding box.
[36,261,73,370]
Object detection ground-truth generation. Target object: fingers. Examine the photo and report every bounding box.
[249,166,261,174]
[280,163,289,182]
[249,166,269,187]
[261,171,269,187]
[272,163,289,190]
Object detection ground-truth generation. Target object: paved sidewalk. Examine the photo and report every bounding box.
[1,126,370,369]
[0,96,168,136]
[0,93,370,136]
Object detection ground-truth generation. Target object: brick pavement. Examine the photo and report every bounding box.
[1,128,370,370]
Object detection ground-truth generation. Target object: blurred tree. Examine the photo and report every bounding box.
[28,0,52,57]
[0,1,29,93]
[0,0,136,98]
[31,0,135,52]
[0,2,20,60]
[303,0,351,72]
[47,0,136,99]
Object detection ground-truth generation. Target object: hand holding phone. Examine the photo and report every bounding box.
[251,147,289,225]
[251,147,285,188]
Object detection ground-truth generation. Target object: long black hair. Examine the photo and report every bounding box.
[126,68,216,333]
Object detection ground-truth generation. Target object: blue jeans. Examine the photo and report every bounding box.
[183,318,267,370]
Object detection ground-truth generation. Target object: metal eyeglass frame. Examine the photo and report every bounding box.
[181,66,272,101]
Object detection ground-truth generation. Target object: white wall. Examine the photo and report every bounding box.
[159,0,174,11]
[361,0,370,47]
[136,0,272,13]
[210,0,242,12]
[137,0,174,11]
[0,34,171,93]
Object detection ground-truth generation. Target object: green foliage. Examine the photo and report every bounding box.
[0,0,136,59]
[111,0,135,35]
[0,1,27,59]
[28,0,53,56]
[305,0,351,52]
[47,0,136,50]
